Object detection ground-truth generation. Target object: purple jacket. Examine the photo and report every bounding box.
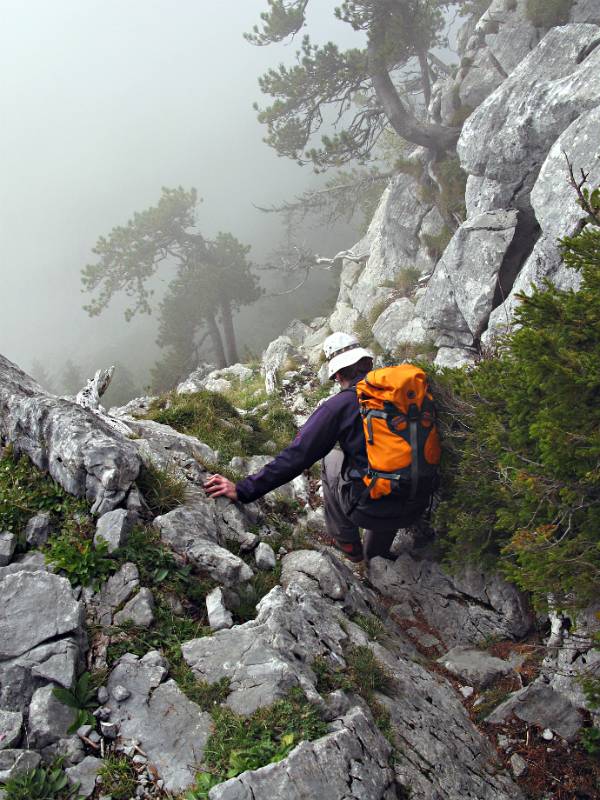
[235,379,367,504]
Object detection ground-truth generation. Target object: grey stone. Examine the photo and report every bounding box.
[206,587,234,631]
[438,646,515,688]
[66,756,101,798]
[372,298,428,353]
[24,512,52,547]
[43,735,85,766]
[97,686,109,704]
[0,710,22,750]
[261,336,302,394]
[459,24,600,193]
[30,640,79,688]
[106,654,212,793]
[0,354,140,514]
[28,684,76,748]
[510,753,528,778]
[254,542,276,571]
[486,682,584,741]
[93,562,139,627]
[0,749,41,782]
[280,550,349,601]
[571,0,600,24]
[416,210,518,344]
[111,685,131,702]
[0,571,83,660]
[368,553,534,647]
[177,363,252,396]
[0,533,16,567]
[94,509,132,553]
[113,588,155,628]
[208,708,396,800]
[484,102,600,344]
[100,721,118,739]
[434,347,476,369]
[0,551,46,580]
[175,363,216,394]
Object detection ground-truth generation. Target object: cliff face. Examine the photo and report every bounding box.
[300,3,600,370]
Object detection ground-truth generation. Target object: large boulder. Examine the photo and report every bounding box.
[0,355,140,515]
[415,209,519,346]
[369,553,534,648]
[106,651,212,793]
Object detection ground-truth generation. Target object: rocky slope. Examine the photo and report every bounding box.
[287,2,600,371]
[1,350,599,799]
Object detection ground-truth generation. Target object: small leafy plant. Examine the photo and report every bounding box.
[97,755,137,800]
[53,672,98,734]
[2,761,80,800]
[46,532,115,591]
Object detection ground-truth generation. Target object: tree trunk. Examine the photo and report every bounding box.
[206,312,227,368]
[368,14,459,153]
[417,46,431,113]
[220,298,239,365]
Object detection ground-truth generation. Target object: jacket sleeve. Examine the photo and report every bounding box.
[235,402,340,503]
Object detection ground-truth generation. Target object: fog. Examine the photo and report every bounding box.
[0,1,362,393]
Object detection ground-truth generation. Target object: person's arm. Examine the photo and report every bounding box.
[233,402,340,503]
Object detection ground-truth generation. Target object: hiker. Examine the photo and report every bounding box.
[204,332,439,563]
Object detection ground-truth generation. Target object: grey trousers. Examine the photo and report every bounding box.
[321,450,398,560]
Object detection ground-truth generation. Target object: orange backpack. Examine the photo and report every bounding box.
[355,364,441,501]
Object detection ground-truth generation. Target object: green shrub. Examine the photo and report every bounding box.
[525,0,573,27]
[136,461,186,515]
[2,761,79,800]
[432,206,600,610]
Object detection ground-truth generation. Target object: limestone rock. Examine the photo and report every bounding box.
[0,749,41,782]
[113,587,155,628]
[368,554,533,647]
[458,24,600,204]
[255,542,276,571]
[92,562,140,627]
[484,102,600,343]
[175,363,216,394]
[0,533,16,567]
[208,708,396,800]
[281,550,349,601]
[0,710,22,750]
[106,652,212,792]
[571,0,600,24]
[206,587,234,631]
[65,756,101,798]
[372,298,428,353]
[0,354,140,514]
[438,646,515,688]
[486,682,584,741]
[28,684,76,748]
[416,210,518,344]
[0,551,46,580]
[24,512,52,547]
[0,571,83,660]
[94,508,132,553]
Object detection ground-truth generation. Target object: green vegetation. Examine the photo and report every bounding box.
[432,190,600,610]
[525,0,573,27]
[46,531,115,591]
[0,450,88,543]
[197,689,327,786]
[1,761,80,800]
[97,755,137,800]
[351,613,385,641]
[52,672,97,734]
[146,387,296,463]
[383,266,421,298]
[421,225,453,260]
[313,645,396,746]
[136,461,187,516]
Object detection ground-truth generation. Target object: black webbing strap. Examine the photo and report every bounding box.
[409,416,419,500]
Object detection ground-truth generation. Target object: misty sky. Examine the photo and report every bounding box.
[0,1,362,384]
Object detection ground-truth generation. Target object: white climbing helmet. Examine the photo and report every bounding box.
[323,332,373,380]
